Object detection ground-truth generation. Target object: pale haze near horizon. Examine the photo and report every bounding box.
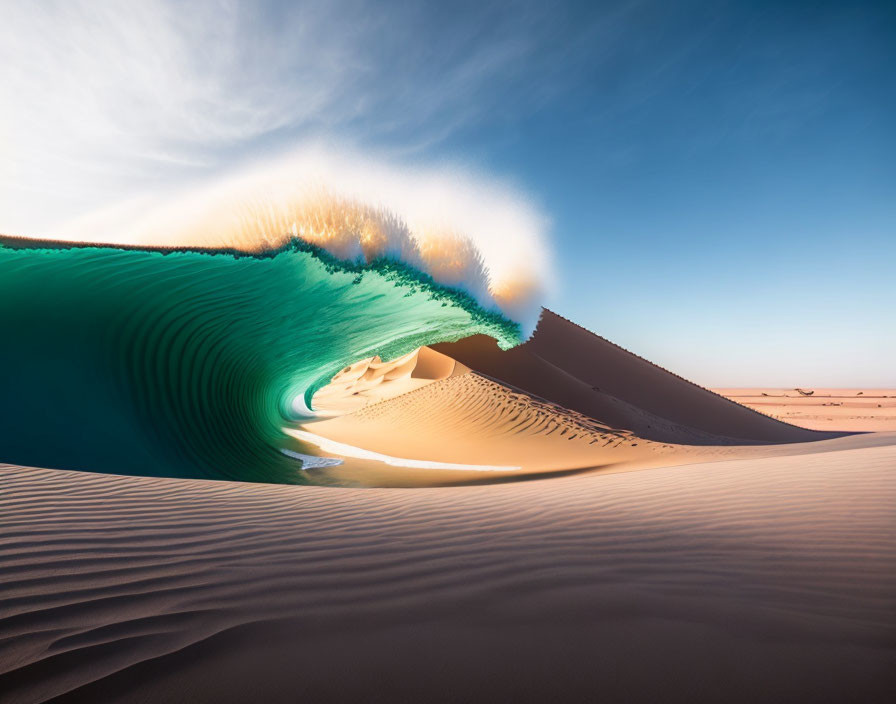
[1,0,893,387]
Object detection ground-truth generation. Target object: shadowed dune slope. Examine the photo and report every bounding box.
[434,309,835,445]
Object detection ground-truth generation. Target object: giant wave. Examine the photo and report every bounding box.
[0,236,520,483]
[0,149,550,482]
[0,151,550,483]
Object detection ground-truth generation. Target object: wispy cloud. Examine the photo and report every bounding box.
[0,0,597,234]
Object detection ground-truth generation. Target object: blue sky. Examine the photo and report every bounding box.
[2,0,893,385]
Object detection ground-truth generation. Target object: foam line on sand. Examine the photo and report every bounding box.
[285,428,521,471]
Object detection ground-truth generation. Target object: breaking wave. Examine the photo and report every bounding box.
[0,236,520,484]
[52,147,553,334]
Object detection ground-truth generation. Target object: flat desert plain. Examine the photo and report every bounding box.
[716,388,896,433]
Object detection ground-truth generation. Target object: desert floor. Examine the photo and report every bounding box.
[715,388,896,433]
[2,427,894,703]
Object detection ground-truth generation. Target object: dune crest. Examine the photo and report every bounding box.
[433,310,838,445]
[311,347,467,416]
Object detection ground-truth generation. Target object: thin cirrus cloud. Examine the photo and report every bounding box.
[0,0,582,237]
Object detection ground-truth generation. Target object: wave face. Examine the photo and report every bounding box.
[0,239,520,484]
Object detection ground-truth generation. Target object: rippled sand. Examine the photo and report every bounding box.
[2,433,894,703]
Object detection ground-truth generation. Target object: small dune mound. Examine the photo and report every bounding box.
[304,371,668,475]
[312,347,467,416]
[302,309,843,480]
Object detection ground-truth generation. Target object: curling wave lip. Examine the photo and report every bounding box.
[0,237,521,484]
[47,146,552,337]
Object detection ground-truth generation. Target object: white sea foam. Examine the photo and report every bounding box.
[285,428,521,471]
[280,448,344,469]
[52,146,553,334]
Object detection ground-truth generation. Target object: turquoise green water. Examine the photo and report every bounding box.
[0,239,520,484]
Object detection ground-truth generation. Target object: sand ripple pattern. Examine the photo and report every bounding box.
[1,438,894,702]
[354,373,634,446]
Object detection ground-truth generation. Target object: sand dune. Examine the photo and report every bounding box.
[304,371,669,483]
[2,435,894,703]
[299,310,841,485]
[299,372,892,489]
[433,310,835,444]
[311,347,467,416]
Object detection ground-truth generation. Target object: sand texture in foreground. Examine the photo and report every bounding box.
[2,434,895,703]
[716,388,896,432]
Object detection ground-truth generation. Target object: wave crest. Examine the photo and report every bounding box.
[52,147,552,335]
